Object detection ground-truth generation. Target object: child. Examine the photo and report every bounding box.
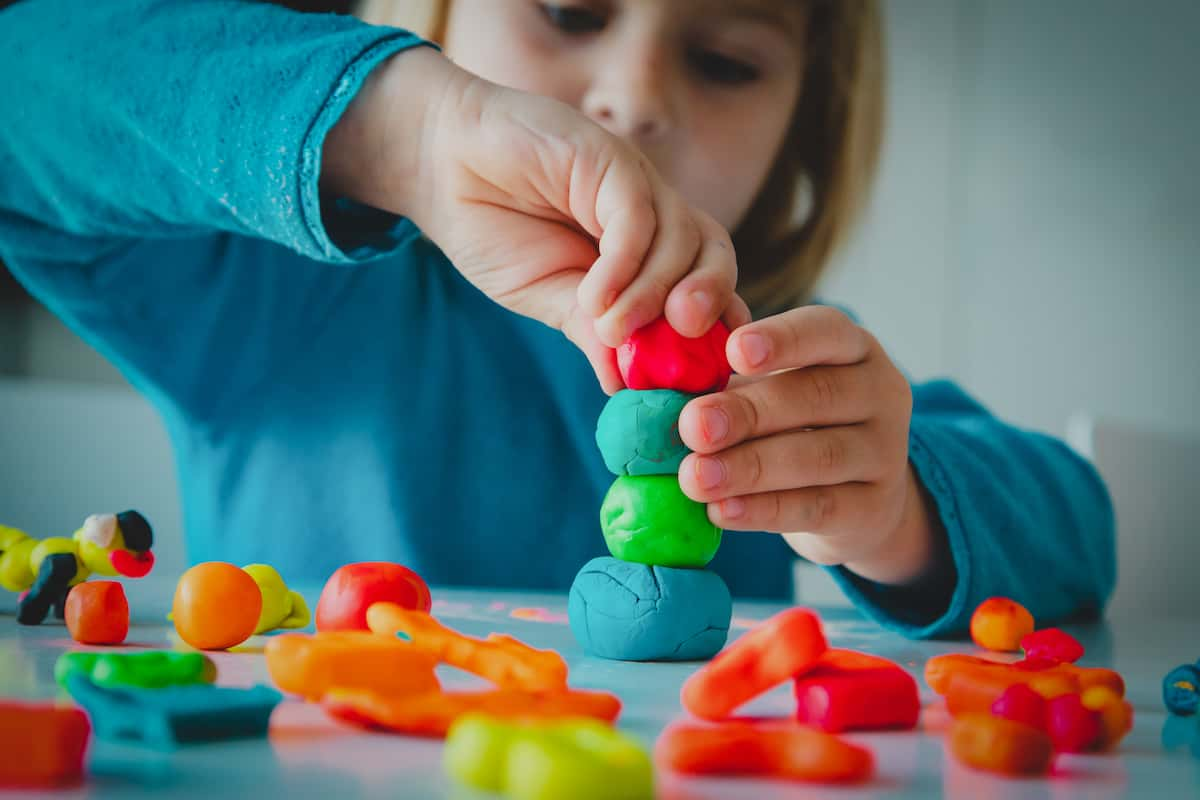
[0,0,1113,637]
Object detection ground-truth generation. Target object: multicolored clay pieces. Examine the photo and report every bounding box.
[570,317,733,661]
[935,598,1135,775]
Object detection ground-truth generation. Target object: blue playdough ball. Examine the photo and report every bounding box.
[595,389,693,476]
[1163,663,1200,715]
[568,556,731,662]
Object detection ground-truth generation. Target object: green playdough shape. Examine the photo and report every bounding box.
[600,476,722,568]
[55,651,217,690]
[595,389,693,476]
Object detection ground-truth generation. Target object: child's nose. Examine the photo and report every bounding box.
[582,58,675,143]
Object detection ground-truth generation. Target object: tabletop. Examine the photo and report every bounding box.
[2,579,1198,799]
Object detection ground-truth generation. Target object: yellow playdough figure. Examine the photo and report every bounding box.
[0,511,155,625]
[243,563,310,634]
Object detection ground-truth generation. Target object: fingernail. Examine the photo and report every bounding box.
[694,456,725,490]
[621,308,650,340]
[721,497,745,519]
[740,332,769,367]
[689,289,712,316]
[699,407,728,444]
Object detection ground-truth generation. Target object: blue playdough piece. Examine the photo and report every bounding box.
[1164,663,1200,715]
[595,389,693,476]
[66,675,281,749]
[568,556,731,662]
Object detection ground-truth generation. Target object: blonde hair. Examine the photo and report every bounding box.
[358,0,884,315]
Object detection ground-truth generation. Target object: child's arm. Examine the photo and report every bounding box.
[832,379,1115,637]
[675,306,1114,637]
[0,0,743,393]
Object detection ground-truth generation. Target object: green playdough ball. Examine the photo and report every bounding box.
[600,476,722,568]
[595,389,693,476]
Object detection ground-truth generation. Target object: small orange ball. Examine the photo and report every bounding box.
[65,580,129,645]
[172,562,262,650]
[970,597,1035,652]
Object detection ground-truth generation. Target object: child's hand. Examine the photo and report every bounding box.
[675,306,940,586]
[324,48,747,393]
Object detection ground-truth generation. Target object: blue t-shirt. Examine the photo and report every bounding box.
[0,0,1115,636]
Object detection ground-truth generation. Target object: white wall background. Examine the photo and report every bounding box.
[821,0,1200,439]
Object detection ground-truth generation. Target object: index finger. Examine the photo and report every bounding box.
[726,306,871,376]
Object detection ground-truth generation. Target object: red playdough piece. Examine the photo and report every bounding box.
[616,317,732,393]
[64,580,129,645]
[681,608,827,721]
[315,562,432,632]
[990,683,1048,731]
[1045,693,1103,753]
[793,649,919,732]
[0,702,90,788]
[1020,628,1084,664]
[655,722,874,783]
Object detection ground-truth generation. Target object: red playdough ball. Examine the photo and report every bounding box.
[315,562,432,632]
[616,317,732,393]
[64,580,129,645]
[991,683,1048,731]
[1046,693,1103,753]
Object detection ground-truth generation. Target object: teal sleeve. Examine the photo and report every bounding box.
[0,0,430,267]
[827,379,1116,638]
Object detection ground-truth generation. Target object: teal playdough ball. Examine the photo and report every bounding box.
[599,475,721,568]
[595,389,693,476]
[568,556,731,661]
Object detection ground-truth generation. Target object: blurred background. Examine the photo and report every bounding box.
[2,0,1197,613]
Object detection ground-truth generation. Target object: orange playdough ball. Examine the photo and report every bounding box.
[65,580,129,645]
[970,597,1034,652]
[172,562,262,650]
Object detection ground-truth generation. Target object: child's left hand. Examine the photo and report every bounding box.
[676,306,940,586]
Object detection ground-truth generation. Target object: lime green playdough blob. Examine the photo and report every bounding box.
[600,476,721,568]
[55,650,217,690]
[444,714,653,800]
[595,389,692,476]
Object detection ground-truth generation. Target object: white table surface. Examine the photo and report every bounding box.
[2,579,1198,799]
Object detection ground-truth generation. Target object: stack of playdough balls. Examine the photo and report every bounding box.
[568,317,735,661]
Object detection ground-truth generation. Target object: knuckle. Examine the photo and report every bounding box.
[735,392,762,438]
[743,447,765,489]
[814,304,850,333]
[809,487,837,529]
[763,492,785,530]
[804,369,839,416]
[814,436,842,481]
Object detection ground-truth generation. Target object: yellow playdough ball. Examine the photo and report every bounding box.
[172,562,263,650]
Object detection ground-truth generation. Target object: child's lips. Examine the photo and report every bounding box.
[110,548,155,578]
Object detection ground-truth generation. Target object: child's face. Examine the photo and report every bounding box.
[443,0,806,233]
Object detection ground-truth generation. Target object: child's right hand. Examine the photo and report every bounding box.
[323,48,748,393]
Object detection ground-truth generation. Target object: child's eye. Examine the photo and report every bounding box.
[687,48,760,85]
[538,3,607,35]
